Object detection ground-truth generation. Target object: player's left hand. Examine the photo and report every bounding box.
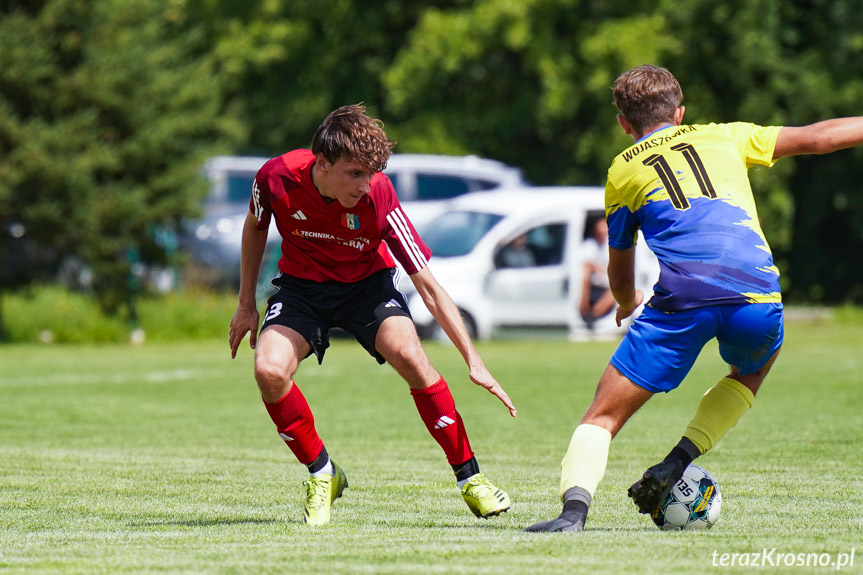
[469,366,517,417]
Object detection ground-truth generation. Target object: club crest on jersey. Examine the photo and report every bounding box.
[341,213,359,230]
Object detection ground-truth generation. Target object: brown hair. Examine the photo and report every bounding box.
[311,103,395,173]
[612,65,683,133]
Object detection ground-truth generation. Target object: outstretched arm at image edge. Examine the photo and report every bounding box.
[774,117,863,159]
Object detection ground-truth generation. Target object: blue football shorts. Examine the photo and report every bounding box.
[611,302,784,393]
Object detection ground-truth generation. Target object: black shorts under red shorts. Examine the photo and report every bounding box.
[260,268,412,364]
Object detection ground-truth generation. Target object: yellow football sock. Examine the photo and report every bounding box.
[559,423,612,501]
[684,377,755,455]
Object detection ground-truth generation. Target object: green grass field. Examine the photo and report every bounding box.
[2,314,862,574]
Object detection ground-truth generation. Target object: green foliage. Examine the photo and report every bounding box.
[1,285,128,343]
[136,289,238,342]
[0,0,244,314]
[188,0,457,154]
[0,286,236,343]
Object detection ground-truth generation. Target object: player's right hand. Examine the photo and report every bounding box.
[229,305,260,359]
[615,289,644,327]
[468,363,518,417]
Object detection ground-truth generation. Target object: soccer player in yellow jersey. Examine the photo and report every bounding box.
[527,64,863,533]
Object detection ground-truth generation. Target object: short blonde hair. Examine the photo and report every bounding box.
[311,103,395,173]
[612,65,683,133]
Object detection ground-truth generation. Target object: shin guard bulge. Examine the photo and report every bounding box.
[264,383,324,465]
[411,378,474,465]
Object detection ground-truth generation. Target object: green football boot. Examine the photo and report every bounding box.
[302,461,348,526]
[461,473,511,518]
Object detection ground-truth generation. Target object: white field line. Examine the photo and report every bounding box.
[0,364,350,388]
[0,368,217,388]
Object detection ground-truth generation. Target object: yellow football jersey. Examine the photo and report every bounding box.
[605,122,782,310]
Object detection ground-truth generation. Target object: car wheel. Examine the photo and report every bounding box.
[460,311,478,340]
[424,309,477,341]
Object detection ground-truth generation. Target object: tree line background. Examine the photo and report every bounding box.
[2,0,862,322]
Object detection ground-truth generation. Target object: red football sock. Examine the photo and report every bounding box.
[263,382,323,465]
[410,377,474,465]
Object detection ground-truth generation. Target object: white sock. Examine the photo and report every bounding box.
[310,460,334,478]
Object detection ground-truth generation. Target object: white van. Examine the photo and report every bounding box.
[398,187,659,340]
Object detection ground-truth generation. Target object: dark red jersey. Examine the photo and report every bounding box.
[251,149,431,283]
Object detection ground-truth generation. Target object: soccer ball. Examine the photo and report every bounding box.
[651,464,721,531]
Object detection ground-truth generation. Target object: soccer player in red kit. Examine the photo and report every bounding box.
[229,104,516,526]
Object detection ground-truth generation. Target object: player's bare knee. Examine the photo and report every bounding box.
[726,368,766,396]
[384,343,437,387]
[389,338,427,369]
[254,358,294,399]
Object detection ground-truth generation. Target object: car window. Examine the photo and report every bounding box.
[494,223,568,269]
[583,210,606,239]
[422,211,504,257]
[387,173,401,195]
[527,223,567,266]
[416,174,471,200]
[472,179,500,191]
[226,173,256,204]
[495,234,536,269]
